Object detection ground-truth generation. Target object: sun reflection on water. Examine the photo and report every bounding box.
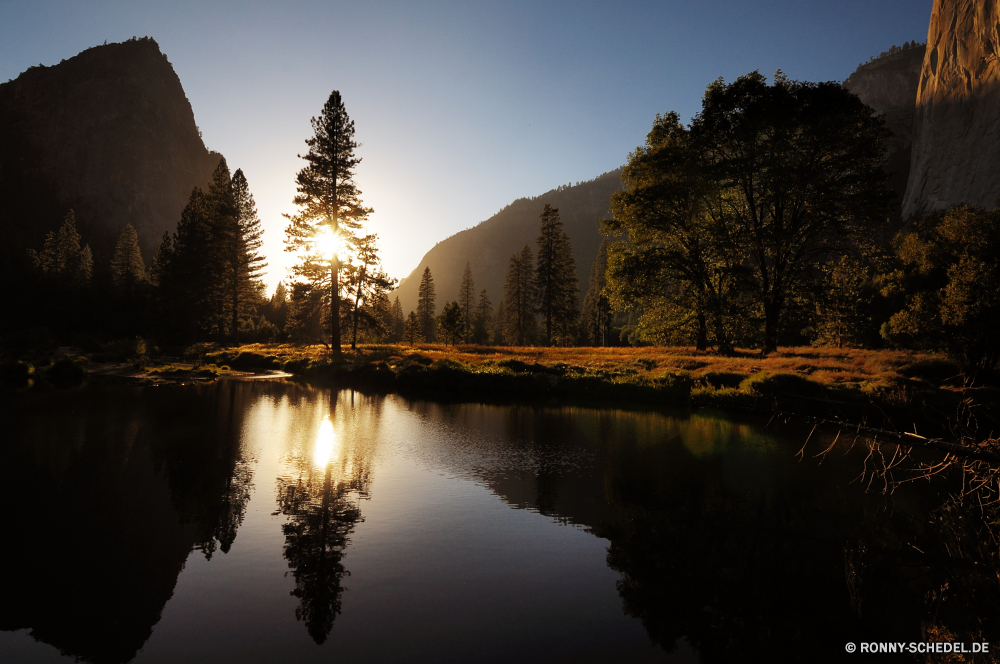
[314,414,337,468]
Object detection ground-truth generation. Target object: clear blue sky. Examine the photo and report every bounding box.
[0,0,933,292]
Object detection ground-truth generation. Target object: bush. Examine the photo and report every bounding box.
[698,371,749,389]
[740,371,826,398]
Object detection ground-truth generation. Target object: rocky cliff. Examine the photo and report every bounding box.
[844,45,926,216]
[0,38,221,267]
[393,171,622,315]
[903,0,1000,218]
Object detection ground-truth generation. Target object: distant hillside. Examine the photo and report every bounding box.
[0,37,221,270]
[393,170,622,315]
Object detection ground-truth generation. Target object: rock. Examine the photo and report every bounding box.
[0,38,221,266]
[903,0,1000,219]
[844,45,926,220]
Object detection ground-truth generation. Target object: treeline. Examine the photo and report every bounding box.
[11,158,284,350]
[602,71,1000,384]
[394,202,626,347]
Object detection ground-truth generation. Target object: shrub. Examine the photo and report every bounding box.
[740,371,826,398]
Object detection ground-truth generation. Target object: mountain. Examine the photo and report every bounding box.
[393,170,622,315]
[0,37,221,269]
[902,0,1000,219]
[843,44,926,219]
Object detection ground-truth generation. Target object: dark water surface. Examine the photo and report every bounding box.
[0,380,990,662]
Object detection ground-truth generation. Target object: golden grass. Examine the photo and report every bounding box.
[226,342,955,391]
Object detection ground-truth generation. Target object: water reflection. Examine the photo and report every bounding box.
[2,383,997,663]
[0,381,259,663]
[274,390,380,644]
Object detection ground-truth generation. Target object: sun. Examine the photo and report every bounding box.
[312,227,346,260]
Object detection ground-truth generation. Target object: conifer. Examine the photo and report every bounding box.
[458,262,475,343]
[402,311,422,346]
[471,289,493,344]
[110,224,148,297]
[503,245,537,345]
[227,169,266,345]
[416,267,437,342]
[581,238,611,346]
[285,91,370,355]
[28,210,92,284]
[535,204,578,345]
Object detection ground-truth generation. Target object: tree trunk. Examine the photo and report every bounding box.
[696,311,708,351]
[351,267,365,350]
[762,300,780,355]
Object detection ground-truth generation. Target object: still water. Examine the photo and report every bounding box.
[0,380,989,662]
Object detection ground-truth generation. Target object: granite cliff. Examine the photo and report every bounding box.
[0,38,220,269]
[844,44,926,218]
[903,0,1000,218]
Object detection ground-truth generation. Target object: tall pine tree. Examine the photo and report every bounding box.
[535,204,578,346]
[110,224,148,298]
[503,245,536,346]
[458,262,475,343]
[227,169,266,345]
[284,91,370,355]
[581,238,611,346]
[416,267,437,342]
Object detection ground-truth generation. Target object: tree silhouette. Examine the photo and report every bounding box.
[284,91,370,355]
[535,204,578,346]
[503,245,536,345]
[416,267,437,342]
[458,262,475,343]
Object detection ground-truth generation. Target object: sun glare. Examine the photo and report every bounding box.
[313,228,346,260]
[314,414,337,468]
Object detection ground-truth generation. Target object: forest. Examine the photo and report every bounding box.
[4,73,1000,392]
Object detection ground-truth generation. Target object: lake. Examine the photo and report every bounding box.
[0,379,992,662]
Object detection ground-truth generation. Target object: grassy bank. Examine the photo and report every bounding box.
[198,343,995,438]
[5,341,995,440]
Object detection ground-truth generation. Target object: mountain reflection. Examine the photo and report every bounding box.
[0,381,260,663]
[275,389,380,644]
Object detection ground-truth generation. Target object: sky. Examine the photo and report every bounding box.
[0,0,933,293]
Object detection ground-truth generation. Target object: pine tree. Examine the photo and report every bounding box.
[161,186,213,340]
[28,210,92,284]
[503,245,536,346]
[471,289,493,344]
[284,91,370,355]
[227,169,267,345]
[458,262,475,343]
[494,297,507,345]
[262,281,290,333]
[110,224,148,298]
[436,301,464,346]
[581,238,611,346]
[205,159,237,339]
[402,311,422,346]
[149,231,172,287]
[416,266,437,342]
[390,297,405,342]
[535,204,578,345]
[343,234,397,348]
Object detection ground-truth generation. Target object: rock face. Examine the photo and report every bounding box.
[393,171,621,315]
[903,0,1000,218]
[844,45,926,216]
[0,38,221,266]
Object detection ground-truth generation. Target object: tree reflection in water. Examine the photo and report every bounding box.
[275,390,378,644]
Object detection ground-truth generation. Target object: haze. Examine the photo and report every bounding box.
[0,0,932,293]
